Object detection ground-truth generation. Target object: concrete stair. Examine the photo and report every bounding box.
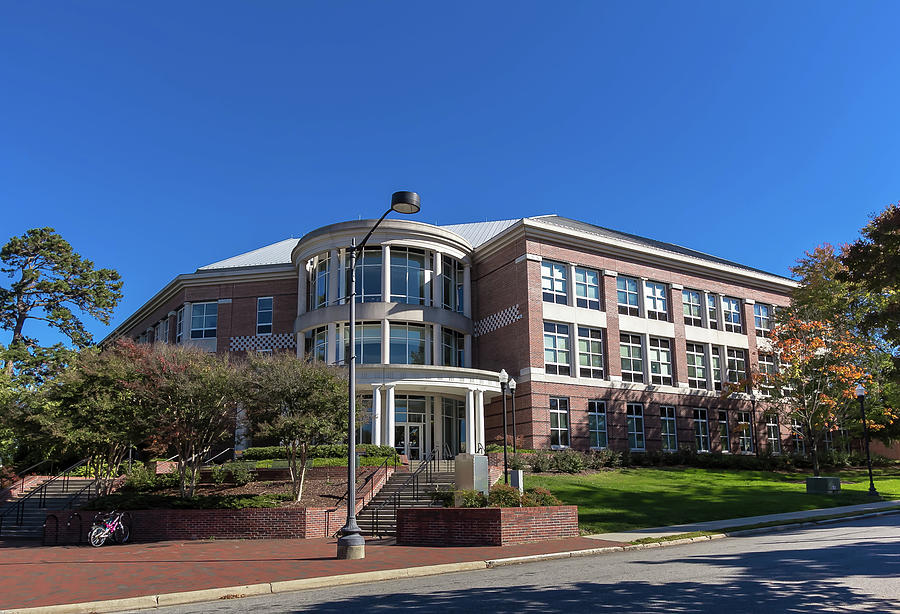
[358,462,455,537]
[0,478,97,539]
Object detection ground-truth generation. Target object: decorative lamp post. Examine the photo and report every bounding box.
[499,368,509,484]
[337,190,421,561]
[508,378,517,455]
[856,384,879,497]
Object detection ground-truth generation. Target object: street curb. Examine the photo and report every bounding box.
[7,509,899,614]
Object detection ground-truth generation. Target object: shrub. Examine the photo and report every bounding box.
[240,447,286,461]
[586,448,622,469]
[508,453,529,471]
[552,449,585,473]
[210,464,228,485]
[430,487,454,508]
[0,465,17,489]
[455,489,487,508]
[225,462,254,486]
[530,451,554,473]
[489,483,522,507]
[521,487,562,507]
[123,463,156,492]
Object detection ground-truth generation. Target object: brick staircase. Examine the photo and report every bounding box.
[357,460,455,537]
[0,478,97,539]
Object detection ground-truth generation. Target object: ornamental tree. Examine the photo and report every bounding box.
[242,352,348,501]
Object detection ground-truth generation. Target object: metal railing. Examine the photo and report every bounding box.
[0,458,90,536]
[327,455,399,537]
[0,459,55,502]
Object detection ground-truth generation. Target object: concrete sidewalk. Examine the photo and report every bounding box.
[588,499,900,542]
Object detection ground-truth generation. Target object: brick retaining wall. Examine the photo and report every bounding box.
[396,505,578,546]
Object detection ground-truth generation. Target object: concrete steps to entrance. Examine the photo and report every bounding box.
[358,467,455,537]
[0,478,97,539]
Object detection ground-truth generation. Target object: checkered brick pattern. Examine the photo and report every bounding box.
[474,304,523,337]
[229,333,296,352]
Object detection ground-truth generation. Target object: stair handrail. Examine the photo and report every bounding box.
[3,459,55,500]
[327,453,399,537]
[62,477,102,511]
[0,458,90,536]
[201,448,234,466]
[366,448,438,537]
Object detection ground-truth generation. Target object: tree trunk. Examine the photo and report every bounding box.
[811,435,820,477]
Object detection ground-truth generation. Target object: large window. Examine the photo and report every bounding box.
[686,343,707,389]
[390,247,427,305]
[350,247,383,303]
[574,266,601,310]
[176,306,184,343]
[307,326,328,362]
[693,408,710,452]
[707,294,719,330]
[341,322,382,364]
[190,302,218,339]
[541,260,568,304]
[627,403,645,450]
[395,395,427,423]
[726,349,747,385]
[544,322,571,375]
[683,290,702,327]
[549,397,570,447]
[766,413,781,454]
[577,326,604,379]
[389,323,427,364]
[312,253,329,310]
[723,297,742,333]
[718,410,730,453]
[737,411,754,453]
[441,255,464,312]
[588,400,607,449]
[441,328,465,367]
[644,281,668,321]
[648,337,673,385]
[754,303,772,337]
[617,276,640,316]
[758,354,776,393]
[711,347,723,391]
[620,333,644,383]
[154,320,168,344]
[357,395,373,444]
[791,418,806,455]
[660,406,677,452]
[257,297,273,335]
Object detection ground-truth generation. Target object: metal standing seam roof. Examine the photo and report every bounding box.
[197,237,300,271]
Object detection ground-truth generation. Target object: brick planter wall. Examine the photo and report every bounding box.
[396,505,578,546]
[43,507,348,545]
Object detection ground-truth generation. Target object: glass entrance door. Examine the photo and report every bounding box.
[394,424,422,460]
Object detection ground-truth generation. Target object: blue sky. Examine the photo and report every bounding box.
[1,2,897,347]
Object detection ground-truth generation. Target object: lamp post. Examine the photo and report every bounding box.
[499,368,509,484]
[337,190,421,561]
[508,378,517,455]
[856,384,879,497]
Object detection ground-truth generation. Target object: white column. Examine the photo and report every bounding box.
[463,265,472,318]
[297,264,307,316]
[465,388,476,454]
[386,385,396,448]
[182,302,192,344]
[296,332,303,358]
[433,323,443,366]
[382,318,391,363]
[475,389,486,453]
[382,245,391,303]
[328,248,340,307]
[464,334,472,368]
[326,322,337,364]
[433,251,444,308]
[372,385,383,446]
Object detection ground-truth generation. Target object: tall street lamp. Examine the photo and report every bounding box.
[499,368,509,484]
[508,377,517,455]
[856,384,879,497]
[337,190,421,561]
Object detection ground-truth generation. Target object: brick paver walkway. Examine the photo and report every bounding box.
[0,536,623,610]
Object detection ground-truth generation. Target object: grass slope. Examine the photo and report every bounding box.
[525,467,900,534]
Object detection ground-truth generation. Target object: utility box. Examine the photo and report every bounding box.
[510,469,525,494]
[455,453,489,496]
[806,476,841,494]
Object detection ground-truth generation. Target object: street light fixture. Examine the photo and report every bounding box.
[856,384,879,497]
[508,378,517,455]
[499,368,509,484]
[337,190,421,561]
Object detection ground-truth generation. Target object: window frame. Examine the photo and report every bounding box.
[616,276,640,316]
[648,337,673,385]
[693,408,710,452]
[726,348,747,386]
[626,403,645,451]
[707,294,719,330]
[190,302,218,339]
[256,296,273,335]
[718,410,730,453]
[766,413,781,454]
[588,400,608,449]
[722,297,742,333]
[574,266,601,310]
[644,281,668,321]
[549,396,570,448]
[686,343,707,389]
[754,303,772,337]
[543,322,571,376]
[619,333,644,383]
[541,260,568,305]
[660,405,678,452]
[175,307,184,343]
[577,326,604,379]
[737,411,754,454]
[682,289,703,327]
[389,322,428,365]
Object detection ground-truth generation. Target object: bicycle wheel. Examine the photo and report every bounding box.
[114,523,130,544]
[88,526,108,548]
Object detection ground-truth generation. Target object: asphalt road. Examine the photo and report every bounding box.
[126,513,900,614]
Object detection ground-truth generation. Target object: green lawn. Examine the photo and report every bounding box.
[525,467,900,534]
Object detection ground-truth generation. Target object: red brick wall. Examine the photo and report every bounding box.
[396,505,578,546]
[44,507,347,545]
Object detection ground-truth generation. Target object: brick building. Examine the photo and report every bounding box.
[105,214,801,457]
